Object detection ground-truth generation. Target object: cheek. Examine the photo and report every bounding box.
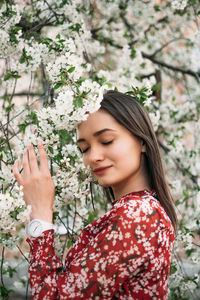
[82,155,89,167]
[115,142,141,165]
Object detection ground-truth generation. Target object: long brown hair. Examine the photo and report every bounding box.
[100,90,177,231]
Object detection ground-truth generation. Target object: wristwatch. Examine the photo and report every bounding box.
[26,219,53,237]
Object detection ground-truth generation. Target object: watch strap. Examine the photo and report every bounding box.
[26,219,54,237]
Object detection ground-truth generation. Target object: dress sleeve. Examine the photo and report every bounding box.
[27,200,173,299]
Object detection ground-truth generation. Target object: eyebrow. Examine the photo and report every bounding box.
[77,128,116,143]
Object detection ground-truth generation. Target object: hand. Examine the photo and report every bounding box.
[13,142,55,223]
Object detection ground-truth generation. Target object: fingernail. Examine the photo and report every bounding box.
[38,141,43,146]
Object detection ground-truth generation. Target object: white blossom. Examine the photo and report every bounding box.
[171,0,188,10]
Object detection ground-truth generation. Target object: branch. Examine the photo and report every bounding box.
[174,252,195,299]
[0,120,14,162]
[142,52,200,81]
[0,97,42,130]
[91,26,103,38]
[144,16,169,38]
[140,72,156,79]
[152,37,191,58]
[17,16,57,37]
[90,25,199,81]
[0,92,41,98]
[192,241,200,248]
[155,69,162,103]
[120,14,138,46]
[43,0,61,23]
[16,245,30,264]
[0,247,5,288]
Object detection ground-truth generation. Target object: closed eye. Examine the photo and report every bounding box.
[102,141,113,145]
[79,141,113,154]
[81,147,89,153]
[78,146,89,154]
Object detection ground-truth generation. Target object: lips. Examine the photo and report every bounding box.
[93,166,112,175]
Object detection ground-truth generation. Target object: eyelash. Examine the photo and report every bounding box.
[81,141,113,154]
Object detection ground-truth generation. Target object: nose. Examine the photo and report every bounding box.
[87,146,104,165]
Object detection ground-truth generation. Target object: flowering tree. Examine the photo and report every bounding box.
[0,0,200,298]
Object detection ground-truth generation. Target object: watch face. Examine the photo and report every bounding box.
[28,220,43,237]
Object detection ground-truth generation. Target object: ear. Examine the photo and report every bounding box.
[141,140,146,153]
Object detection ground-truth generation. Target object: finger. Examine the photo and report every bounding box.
[38,142,50,173]
[28,144,39,173]
[23,148,30,176]
[13,159,24,186]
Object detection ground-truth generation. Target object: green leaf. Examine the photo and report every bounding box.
[0,285,13,299]
[53,153,62,163]
[68,23,82,33]
[74,97,83,108]
[18,122,28,134]
[68,66,75,73]
[5,103,14,113]
[9,10,17,16]
[54,82,63,89]
[0,1,5,9]
[130,47,136,59]
[9,206,25,220]
[19,48,32,64]
[41,37,53,45]
[3,266,17,278]
[4,71,21,81]
[4,73,11,81]
[170,261,177,275]
[154,5,160,11]
[59,129,73,146]
[67,238,74,249]
[186,248,196,257]
[88,210,98,223]
[29,111,39,124]
[48,146,54,154]
[9,26,22,44]
[53,211,59,221]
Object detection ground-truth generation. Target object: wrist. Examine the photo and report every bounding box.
[26,219,54,237]
[30,207,53,223]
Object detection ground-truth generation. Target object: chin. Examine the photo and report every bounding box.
[98,180,118,188]
[97,180,112,188]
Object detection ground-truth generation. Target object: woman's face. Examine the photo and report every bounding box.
[77,109,147,199]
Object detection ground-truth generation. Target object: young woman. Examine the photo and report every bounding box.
[13,90,177,300]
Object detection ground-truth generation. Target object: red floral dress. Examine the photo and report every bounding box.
[27,190,175,299]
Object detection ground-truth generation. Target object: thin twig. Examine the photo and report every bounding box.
[90,182,95,211]
[0,247,5,287]
[174,252,195,299]
[152,37,191,58]
[0,97,42,130]
[25,278,29,300]
[16,245,30,264]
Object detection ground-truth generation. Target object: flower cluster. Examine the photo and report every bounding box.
[0,186,31,245]
[171,0,188,10]
[0,3,21,57]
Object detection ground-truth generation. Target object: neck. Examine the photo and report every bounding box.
[112,154,151,200]
[112,182,151,201]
